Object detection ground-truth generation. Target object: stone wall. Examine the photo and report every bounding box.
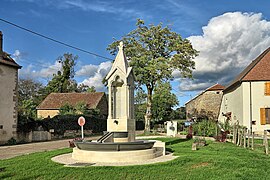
[17,131,52,142]
[0,65,18,144]
[186,90,223,121]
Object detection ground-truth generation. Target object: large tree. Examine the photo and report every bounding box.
[46,53,77,94]
[18,78,45,118]
[134,88,147,122]
[107,19,198,132]
[152,81,178,122]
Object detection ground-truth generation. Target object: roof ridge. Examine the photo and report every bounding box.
[37,92,106,109]
[239,47,270,82]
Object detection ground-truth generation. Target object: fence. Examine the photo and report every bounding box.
[231,125,269,155]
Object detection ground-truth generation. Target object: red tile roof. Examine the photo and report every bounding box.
[206,84,225,91]
[37,92,106,110]
[225,47,270,91]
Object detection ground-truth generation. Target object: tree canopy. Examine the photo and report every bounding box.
[45,53,77,94]
[152,81,178,122]
[107,19,198,132]
[18,78,45,118]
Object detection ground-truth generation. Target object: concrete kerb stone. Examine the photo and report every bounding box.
[52,151,178,167]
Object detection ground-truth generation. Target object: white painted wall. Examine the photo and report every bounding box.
[219,81,270,134]
[218,84,243,126]
[246,82,270,133]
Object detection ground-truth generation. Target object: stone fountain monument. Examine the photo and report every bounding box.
[105,41,135,143]
[71,42,164,163]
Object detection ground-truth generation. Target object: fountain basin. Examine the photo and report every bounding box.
[74,140,155,151]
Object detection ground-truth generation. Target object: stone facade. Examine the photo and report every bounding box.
[105,42,135,142]
[186,84,224,121]
[0,31,21,144]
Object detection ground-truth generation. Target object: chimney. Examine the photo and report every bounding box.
[0,31,2,53]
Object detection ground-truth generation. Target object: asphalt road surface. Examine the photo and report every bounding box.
[0,136,100,160]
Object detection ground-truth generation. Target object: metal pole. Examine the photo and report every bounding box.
[81,125,84,139]
[250,82,253,133]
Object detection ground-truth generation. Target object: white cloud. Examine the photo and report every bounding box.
[176,12,270,91]
[79,61,112,91]
[76,64,98,77]
[18,56,112,91]
[12,49,27,62]
[19,60,62,79]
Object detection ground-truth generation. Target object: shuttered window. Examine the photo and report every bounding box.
[260,108,270,125]
[261,108,266,125]
[265,82,270,96]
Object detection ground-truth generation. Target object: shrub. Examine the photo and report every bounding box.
[193,120,217,137]
[17,114,36,133]
[7,137,17,145]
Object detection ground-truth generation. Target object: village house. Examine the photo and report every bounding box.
[186,84,225,121]
[218,47,270,134]
[0,31,21,144]
[37,92,108,118]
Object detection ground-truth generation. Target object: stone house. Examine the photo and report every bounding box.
[218,47,270,134]
[0,31,21,144]
[186,84,225,121]
[37,92,108,118]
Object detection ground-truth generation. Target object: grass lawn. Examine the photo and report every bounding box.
[1,138,270,180]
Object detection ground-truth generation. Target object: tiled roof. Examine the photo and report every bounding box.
[224,47,270,91]
[0,52,21,69]
[37,92,106,110]
[206,84,225,91]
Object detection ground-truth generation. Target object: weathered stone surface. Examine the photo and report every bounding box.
[186,89,223,120]
[0,32,21,144]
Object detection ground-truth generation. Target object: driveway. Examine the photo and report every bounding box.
[0,136,100,160]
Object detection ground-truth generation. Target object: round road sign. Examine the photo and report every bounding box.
[78,116,85,126]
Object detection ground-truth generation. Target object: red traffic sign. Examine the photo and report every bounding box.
[78,116,85,126]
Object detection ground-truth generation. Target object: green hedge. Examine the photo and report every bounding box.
[41,115,106,135]
[17,114,36,133]
[18,114,106,135]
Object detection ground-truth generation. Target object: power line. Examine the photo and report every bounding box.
[0,18,113,61]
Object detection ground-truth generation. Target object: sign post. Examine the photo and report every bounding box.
[78,116,86,139]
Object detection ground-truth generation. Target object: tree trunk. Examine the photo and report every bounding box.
[144,87,153,133]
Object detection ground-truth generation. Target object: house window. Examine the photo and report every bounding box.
[0,125,3,129]
[260,108,270,125]
[265,82,270,96]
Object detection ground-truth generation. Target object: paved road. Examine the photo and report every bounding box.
[0,136,100,160]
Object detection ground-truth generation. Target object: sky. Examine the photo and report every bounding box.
[1,0,270,107]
